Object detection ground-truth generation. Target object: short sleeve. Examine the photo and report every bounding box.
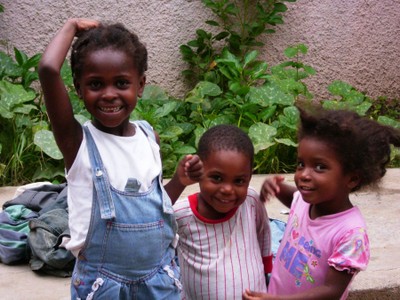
[328,227,370,274]
[248,187,273,273]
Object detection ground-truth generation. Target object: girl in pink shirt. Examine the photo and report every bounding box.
[244,106,400,300]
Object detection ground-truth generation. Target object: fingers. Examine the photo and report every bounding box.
[242,289,269,299]
[242,289,259,299]
[260,175,285,202]
[184,154,203,181]
[69,18,100,35]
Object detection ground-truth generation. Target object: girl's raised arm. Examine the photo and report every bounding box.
[38,19,99,170]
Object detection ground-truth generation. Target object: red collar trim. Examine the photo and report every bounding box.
[188,193,238,224]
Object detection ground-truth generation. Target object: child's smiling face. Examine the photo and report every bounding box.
[76,48,145,135]
[295,137,358,218]
[197,149,252,220]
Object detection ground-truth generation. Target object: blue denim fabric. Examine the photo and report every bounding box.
[70,122,180,300]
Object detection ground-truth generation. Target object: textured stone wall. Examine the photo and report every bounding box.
[1,0,399,100]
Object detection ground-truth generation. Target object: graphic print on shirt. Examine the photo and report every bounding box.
[277,214,317,287]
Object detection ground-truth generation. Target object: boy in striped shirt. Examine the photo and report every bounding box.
[174,124,272,299]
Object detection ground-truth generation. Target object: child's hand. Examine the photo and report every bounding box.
[177,154,203,186]
[242,289,273,299]
[68,18,100,36]
[260,175,285,202]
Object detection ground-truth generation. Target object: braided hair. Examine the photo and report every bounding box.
[71,23,148,81]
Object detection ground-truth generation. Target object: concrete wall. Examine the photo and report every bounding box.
[1,0,399,100]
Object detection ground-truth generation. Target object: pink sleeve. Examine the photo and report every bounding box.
[328,227,370,274]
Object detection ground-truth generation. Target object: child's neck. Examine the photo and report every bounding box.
[92,120,136,136]
[309,200,353,219]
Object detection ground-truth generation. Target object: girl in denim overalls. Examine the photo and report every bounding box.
[39,19,202,299]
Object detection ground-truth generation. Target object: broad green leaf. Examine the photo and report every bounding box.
[248,84,294,107]
[214,31,229,41]
[61,60,73,86]
[155,102,179,118]
[328,80,352,96]
[185,95,203,104]
[274,3,288,13]
[353,101,372,116]
[249,122,277,153]
[159,126,184,140]
[34,130,63,160]
[275,138,297,147]
[249,61,268,80]
[12,104,37,115]
[174,145,197,154]
[142,85,169,101]
[205,20,219,26]
[0,51,22,77]
[244,50,258,67]
[14,47,28,66]
[303,65,316,75]
[197,81,222,97]
[278,106,299,130]
[377,116,400,129]
[284,47,297,58]
[180,45,194,56]
[0,80,36,118]
[24,54,41,70]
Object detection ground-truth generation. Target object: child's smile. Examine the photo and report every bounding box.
[197,149,252,219]
[77,48,145,135]
[295,137,354,218]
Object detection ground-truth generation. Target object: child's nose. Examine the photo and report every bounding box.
[299,168,312,180]
[220,183,234,193]
[102,86,117,100]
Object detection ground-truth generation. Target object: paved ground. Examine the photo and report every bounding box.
[0,169,399,299]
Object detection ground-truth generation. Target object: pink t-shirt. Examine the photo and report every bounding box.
[268,191,370,300]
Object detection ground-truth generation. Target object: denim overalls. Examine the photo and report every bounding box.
[71,121,181,300]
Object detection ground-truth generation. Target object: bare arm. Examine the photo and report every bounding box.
[260,175,297,208]
[243,267,354,300]
[38,18,99,170]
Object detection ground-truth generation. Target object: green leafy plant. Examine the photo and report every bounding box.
[0,47,65,185]
[180,0,297,85]
[0,45,89,185]
[1,0,399,185]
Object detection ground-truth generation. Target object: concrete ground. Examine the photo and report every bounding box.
[0,169,399,299]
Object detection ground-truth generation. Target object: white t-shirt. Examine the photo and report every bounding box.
[64,121,161,256]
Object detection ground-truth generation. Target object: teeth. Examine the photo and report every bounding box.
[100,106,122,112]
[219,199,231,203]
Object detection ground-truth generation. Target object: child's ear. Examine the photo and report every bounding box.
[137,75,146,98]
[347,172,361,191]
[74,79,82,99]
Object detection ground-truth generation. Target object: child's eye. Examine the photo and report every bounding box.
[234,178,246,185]
[89,81,102,90]
[116,80,129,89]
[315,164,326,172]
[296,161,304,169]
[210,175,222,183]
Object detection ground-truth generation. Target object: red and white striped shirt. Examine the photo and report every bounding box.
[174,187,272,300]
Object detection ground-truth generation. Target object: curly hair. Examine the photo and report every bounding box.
[297,106,400,191]
[70,23,148,81]
[197,124,254,167]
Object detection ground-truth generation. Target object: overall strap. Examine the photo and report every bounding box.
[135,120,174,215]
[136,120,156,142]
[83,126,116,219]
